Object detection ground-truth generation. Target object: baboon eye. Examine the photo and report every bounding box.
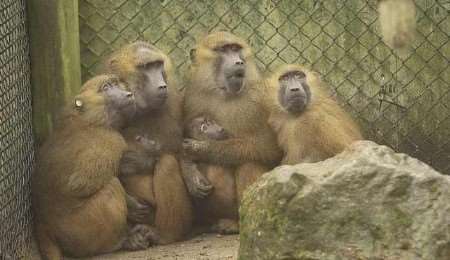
[144,62,152,69]
[229,44,241,52]
[137,62,151,70]
[102,83,113,91]
[214,46,225,52]
[294,71,306,79]
[279,75,288,81]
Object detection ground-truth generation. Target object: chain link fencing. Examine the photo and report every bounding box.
[0,0,34,259]
[79,0,449,174]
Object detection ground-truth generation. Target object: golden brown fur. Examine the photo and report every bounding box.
[265,64,363,164]
[185,117,238,231]
[107,42,193,244]
[32,75,129,259]
[184,32,282,204]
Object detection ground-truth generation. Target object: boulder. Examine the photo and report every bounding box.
[239,141,450,260]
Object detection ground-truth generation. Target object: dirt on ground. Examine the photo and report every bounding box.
[31,234,239,260]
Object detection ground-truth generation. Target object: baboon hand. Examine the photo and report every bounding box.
[136,135,161,154]
[183,138,208,155]
[126,194,155,224]
[186,168,213,198]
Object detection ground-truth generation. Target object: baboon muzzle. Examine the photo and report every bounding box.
[225,66,245,93]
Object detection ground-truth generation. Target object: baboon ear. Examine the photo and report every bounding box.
[108,58,118,70]
[74,96,84,111]
[189,48,196,63]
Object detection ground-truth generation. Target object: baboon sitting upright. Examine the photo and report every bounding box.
[32,75,158,260]
[183,32,282,205]
[107,42,209,243]
[265,64,363,164]
[185,116,238,234]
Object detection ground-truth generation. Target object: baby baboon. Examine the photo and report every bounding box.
[265,64,363,164]
[120,134,161,224]
[107,41,202,244]
[378,0,416,49]
[120,135,161,178]
[183,31,282,202]
[32,75,158,260]
[186,116,238,234]
[187,116,229,141]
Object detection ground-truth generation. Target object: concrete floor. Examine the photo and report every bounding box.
[30,234,239,260]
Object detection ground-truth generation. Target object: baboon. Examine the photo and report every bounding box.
[32,75,158,260]
[187,116,230,141]
[185,116,238,234]
[183,31,283,203]
[378,0,416,49]
[107,41,209,243]
[120,134,161,224]
[265,64,363,164]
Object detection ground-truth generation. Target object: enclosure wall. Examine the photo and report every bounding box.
[79,0,449,173]
[28,0,81,145]
[0,0,34,258]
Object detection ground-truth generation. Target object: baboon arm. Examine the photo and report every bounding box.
[201,130,282,167]
[65,148,121,197]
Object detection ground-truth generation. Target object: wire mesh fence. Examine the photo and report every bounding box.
[0,0,34,258]
[79,0,449,174]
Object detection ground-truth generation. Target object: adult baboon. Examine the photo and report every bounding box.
[107,41,209,243]
[265,64,363,164]
[32,75,158,260]
[185,116,238,234]
[183,32,282,203]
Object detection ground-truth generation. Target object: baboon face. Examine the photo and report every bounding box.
[135,58,168,112]
[75,76,136,128]
[107,42,171,113]
[190,116,228,140]
[278,70,311,114]
[215,44,246,96]
[103,80,136,124]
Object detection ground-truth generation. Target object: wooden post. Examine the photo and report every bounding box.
[27,0,81,144]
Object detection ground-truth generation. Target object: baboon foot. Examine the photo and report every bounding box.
[126,194,155,224]
[211,219,239,235]
[122,224,160,251]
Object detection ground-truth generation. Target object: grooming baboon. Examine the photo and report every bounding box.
[186,116,239,234]
[183,32,282,203]
[378,0,416,49]
[107,41,209,243]
[32,75,158,260]
[265,64,363,164]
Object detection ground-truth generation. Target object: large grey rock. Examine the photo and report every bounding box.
[239,141,450,260]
